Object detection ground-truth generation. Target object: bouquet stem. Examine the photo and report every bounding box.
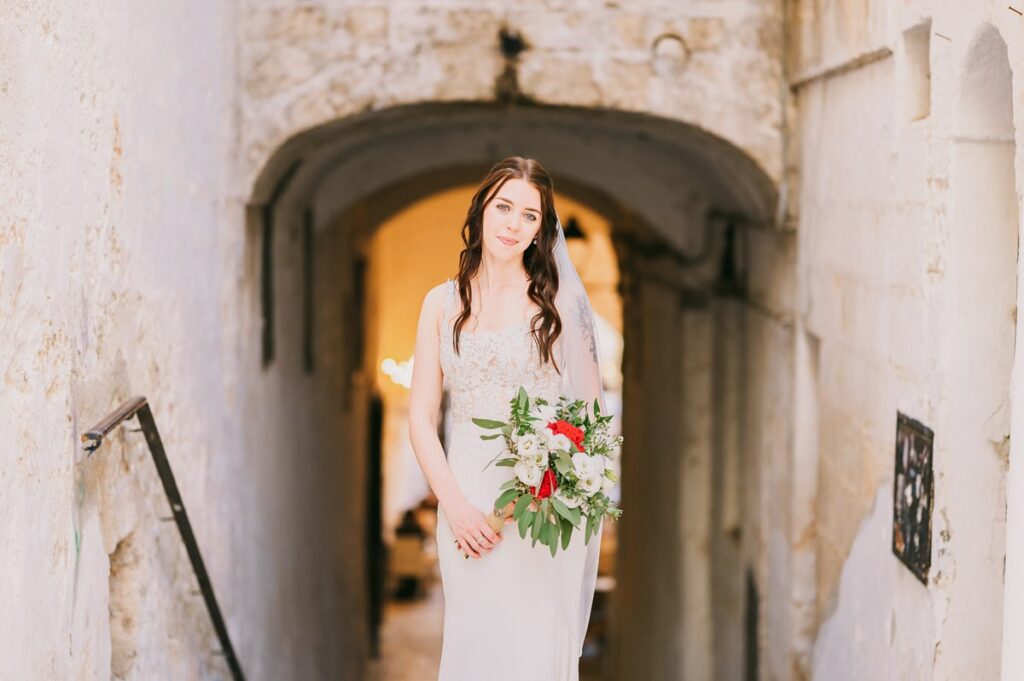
[486,505,513,533]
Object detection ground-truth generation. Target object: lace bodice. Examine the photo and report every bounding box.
[438,279,563,426]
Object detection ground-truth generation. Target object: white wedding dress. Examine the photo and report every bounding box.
[435,278,600,681]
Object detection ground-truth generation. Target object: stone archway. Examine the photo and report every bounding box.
[249,101,779,680]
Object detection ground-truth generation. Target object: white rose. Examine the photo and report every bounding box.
[514,460,543,487]
[549,433,574,454]
[573,452,606,494]
[601,474,615,494]
[579,473,602,494]
[571,452,594,477]
[518,433,539,457]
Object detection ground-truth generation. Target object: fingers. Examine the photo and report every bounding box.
[470,525,499,552]
[453,508,504,559]
[464,536,483,557]
[459,527,500,559]
[468,535,488,555]
[481,524,501,544]
[456,537,481,559]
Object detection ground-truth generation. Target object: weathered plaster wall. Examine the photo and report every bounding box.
[788,1,1024,679]
[1,2,356,679]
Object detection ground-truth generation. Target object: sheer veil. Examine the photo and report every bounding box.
[551,212,607,659]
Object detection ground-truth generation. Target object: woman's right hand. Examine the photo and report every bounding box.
[442,497,503,559]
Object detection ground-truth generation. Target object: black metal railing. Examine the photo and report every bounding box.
[82,396,246,681]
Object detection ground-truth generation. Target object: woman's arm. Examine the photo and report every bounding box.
[408,284,502,558]
[408,285,463,510]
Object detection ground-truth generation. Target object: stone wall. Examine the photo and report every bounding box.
[785,1,1024,679]
[239,0,786,195]
[1,2,356,679]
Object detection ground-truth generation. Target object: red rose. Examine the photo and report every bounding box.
[547,419,585,452]
[529,467,558,499]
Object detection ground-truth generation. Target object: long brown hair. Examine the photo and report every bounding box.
[451,156,562,371]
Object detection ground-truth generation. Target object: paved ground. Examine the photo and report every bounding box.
[365,575,447,681]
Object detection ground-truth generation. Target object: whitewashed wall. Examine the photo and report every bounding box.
[785,2,1024,680]
[1,2,354,679]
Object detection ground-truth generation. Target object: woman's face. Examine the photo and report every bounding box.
[481,178,544,261]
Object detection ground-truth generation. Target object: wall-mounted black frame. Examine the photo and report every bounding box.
[892,411,934,584]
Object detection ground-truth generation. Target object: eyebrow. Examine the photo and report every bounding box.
[495,195,541,215]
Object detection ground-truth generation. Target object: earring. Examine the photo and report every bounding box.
[532,238,537,244]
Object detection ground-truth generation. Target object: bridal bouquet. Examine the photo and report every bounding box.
[471,386,623,557]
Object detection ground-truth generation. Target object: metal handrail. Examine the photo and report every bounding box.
[82,396,246,681]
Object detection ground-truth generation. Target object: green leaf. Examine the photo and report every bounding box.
[560,516,573,550]
[518,510,532,538]
[531,508,544,541]
[584,515,593,545]
[593,398,601,417]
[499,478,517,491]
[480,433,503,440]
[549,518,561,556]
[550,496,574,524]
[570,507,581,525]
[494,488,518,511]
[495,458,517,467]
[472,418,507,429]
[517,386,528,410]
[557,450,573,471]
[554,456,571,476]
[513,493,533,520]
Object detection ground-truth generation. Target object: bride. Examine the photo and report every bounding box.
[408,156,606,681]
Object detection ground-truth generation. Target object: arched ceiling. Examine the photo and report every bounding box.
[252,101,778,255]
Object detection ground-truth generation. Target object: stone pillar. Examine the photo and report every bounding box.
[710,296,747,680]
[612,271,686,680]
[681,305,715,681]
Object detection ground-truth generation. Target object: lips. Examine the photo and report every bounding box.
[498,236,518,246]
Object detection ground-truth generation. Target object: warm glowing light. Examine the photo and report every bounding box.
[380,355,415,388]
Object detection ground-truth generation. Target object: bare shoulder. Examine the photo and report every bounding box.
[423,279,453,307]
[419,279,453,323]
